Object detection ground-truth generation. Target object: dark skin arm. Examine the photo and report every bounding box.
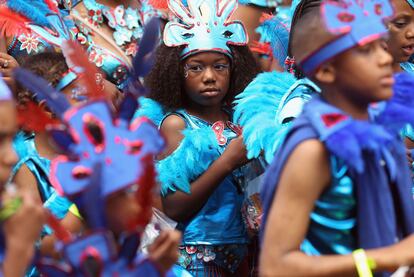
[260,139,414,276]
[13,164,43,205]
[159,115,249,222]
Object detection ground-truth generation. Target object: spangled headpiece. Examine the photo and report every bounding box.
[163,0,248,59]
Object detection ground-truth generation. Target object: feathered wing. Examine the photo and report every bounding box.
[233,71,297,163]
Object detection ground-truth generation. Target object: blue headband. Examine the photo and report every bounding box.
[300,0,393,75]
[55,70,78,91]
[406,0,414,8]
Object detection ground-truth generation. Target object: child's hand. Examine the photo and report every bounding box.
[2,188,46,276]
[222,136,250,170]
[3,188,45,248]
[0,53,19,91]
[148,230,181,274]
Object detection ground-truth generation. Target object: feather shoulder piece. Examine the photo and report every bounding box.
[157,126,220,196]
[233,71,297,163]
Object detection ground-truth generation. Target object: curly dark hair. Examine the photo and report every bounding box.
[16,51,68,105]
[145,44,260,111]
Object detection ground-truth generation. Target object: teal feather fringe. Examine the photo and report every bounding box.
[134,97,165,126]
[7,0,53,27]
[134,97,221,195]
[157,127,220,196]
[233,71,296,163]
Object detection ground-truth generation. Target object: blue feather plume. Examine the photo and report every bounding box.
[133,97,166,127]
[7,0,54,27]
[377,72,414,134]
[256,16,290,68]
[233,71,297,163]
[157,126,219,196]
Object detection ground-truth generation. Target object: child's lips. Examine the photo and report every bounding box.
[402,44,414,56]
[201,89,220,97]
[379,75,395,86]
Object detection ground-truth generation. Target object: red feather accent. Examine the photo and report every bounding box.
[61,40,106,100]
[18,102,60,132]
[148,0,168,10]
[0,7,30,37]
[128,154,155,232]
[44,0,58,13]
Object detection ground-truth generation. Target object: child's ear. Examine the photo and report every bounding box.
[314,63,336,84]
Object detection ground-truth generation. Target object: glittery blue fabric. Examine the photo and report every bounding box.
[301,156,356,255]
[10,132,72,223]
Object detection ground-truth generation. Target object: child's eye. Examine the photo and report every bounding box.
[213,64,230,71]
[358,44,373,54]
[392,19,408,28]
[186,64,204,72]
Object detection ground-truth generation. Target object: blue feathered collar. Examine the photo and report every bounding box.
[303,73,414,178]
[134,98,227,196]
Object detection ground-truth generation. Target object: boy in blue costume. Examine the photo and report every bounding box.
[260,0,414,276]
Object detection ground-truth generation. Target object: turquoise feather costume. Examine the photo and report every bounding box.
[135,98,252,275]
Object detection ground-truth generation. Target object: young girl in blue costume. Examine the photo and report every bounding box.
[260,0,414,276]
[13,48,183,275]
[0,78,46,277]
[138,0,260,275]
[11,51,104,276]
